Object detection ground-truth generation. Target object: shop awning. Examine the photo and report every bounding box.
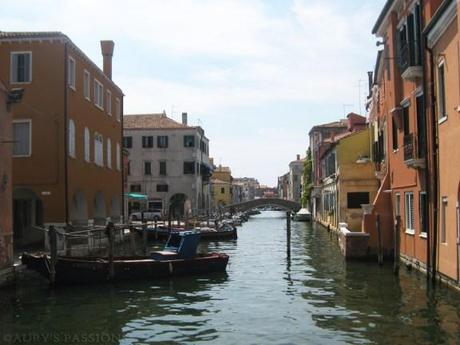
[124,193,148,200]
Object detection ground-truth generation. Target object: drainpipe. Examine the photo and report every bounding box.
[64,42,69,225]
[121,97,125,223]
[426,40,439,284]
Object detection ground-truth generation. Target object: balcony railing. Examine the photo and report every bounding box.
[403,133,426,169]
[399,41,423,79]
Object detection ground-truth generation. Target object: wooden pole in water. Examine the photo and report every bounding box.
[286,212,291,258]
[394,216,401,274]
[376,214,383,265]
[142,218,148,256]
[107,222,115,280]
[48,225,57,286]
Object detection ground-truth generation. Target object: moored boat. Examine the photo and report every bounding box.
[294,208,312,222]
[21,231,229,285]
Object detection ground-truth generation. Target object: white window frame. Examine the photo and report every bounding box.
[68,119,76,158]
[107,138,112,169]
[405,192,415,234]
[116,142,121,171]
[438,60,447,122]
[106,90,112,116]
[68,56,76,90]
[84,127,90,162]
[115,98,121,122]
[441,196,448,243]
[94,133,104,167]
[94,79,104,110]
[12,119,32,157]
[10,51,32,84]
[83,70,90,101]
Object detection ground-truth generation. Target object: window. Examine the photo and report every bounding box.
[116,143,121,171]
[83,70,90,100]
[144,161,152,175]
[184,161,196,174]
[11,52,32,83]
[12,120,31,156]
[130,184,141,193]
[159,161,167,176]
[221,187,225,194]
[123,136,132,149]
[106,90,112,115]
[392,117,398,150]
[84,127,90,162]
[184,135,195,147]
[416,94,426,158]
[142,136,153,148]
[397,4,422,70]
[200,140,207,154]
[157,184,169,192]
[402,106,410,136]
[438,62,447,119]
[441,197,448,243]
[68,56,76,90]
[94,133,103,166]
[395,193,401,217]
[157,136,168,148]
[68,119,76,158]
[347,192,370,209]
[94,79,104,109]
[107,138,112,168]
[115,98,121,122]
[419,192,427,236]
[405,192,415,233]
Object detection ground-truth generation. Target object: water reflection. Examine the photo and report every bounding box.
[1,212,460,345]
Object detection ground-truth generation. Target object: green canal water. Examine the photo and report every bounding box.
[1,211,460,344]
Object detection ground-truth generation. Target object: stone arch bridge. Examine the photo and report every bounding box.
[224,198,301,214]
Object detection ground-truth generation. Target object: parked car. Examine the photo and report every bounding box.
[130,209,162,221]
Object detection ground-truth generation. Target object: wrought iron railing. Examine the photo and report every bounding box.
[399,41,422,72]
[403,133,415,161]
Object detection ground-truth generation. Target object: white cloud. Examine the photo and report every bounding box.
[1,0,385,184]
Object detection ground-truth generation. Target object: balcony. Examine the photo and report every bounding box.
[403,133,426,169]
[399,42,423,80]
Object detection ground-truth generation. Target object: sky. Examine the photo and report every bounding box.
[1,0,386,186]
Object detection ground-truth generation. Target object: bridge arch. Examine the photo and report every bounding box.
[224,198,301,214]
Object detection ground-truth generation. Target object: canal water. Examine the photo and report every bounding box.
[1,211,460,345]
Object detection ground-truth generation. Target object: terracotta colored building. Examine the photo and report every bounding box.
[425,0,460,285]
[371,1,454,277]
[0,79,14,277]
[0,32,124,246]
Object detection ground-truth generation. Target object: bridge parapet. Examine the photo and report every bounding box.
[224,198,301,213]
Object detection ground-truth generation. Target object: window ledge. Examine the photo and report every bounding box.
[419,233,427,239]
[95,104,104,111]
[69,85,76,92]
[438,116,448,125]
[12,154,31,158]
[405,229,415,235]
[11,81,32,85]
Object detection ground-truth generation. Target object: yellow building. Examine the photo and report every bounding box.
[211,165,233,208]
[319,125,378,232]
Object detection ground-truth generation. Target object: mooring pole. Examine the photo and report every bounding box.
[107,222,115,280]
[142,218,148,256]
[48,225,57,286]
[394,216,401,274]
[376,214,383,265]
[287,212,291,257]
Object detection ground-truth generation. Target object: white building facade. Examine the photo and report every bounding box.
[124,113,212,217]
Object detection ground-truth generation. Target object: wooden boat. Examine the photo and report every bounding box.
[294,208,312,222]
[144,225,237,241]
[21,231,229,285]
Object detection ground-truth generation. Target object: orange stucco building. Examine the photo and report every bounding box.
[370,0,460,289]
[0,32,124,246]
[425,0,460,285]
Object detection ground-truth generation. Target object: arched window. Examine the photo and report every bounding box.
[84,127,90,162]
[116,142,121,171]
[94,133,103,167]
[68,119,76,157]
[107,138,112,169]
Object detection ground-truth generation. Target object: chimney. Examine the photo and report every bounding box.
[182,112,188,126]
[297,154,300,161]
[100,40,114,79]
